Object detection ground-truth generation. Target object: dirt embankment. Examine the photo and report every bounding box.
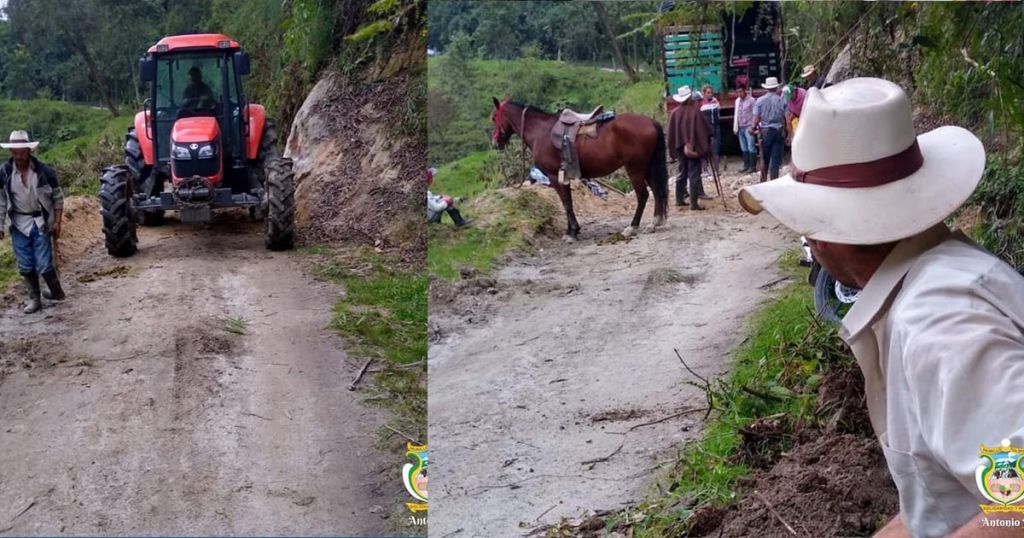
[286,34,425,262]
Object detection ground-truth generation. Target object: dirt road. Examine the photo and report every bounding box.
[0,213,407,535]
[428,185,793,536]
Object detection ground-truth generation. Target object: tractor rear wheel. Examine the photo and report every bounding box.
[124,127,164,226]
[264,157,295,251]
[100,165,138,257]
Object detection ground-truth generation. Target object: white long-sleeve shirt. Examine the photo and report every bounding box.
[841,223,1024,537]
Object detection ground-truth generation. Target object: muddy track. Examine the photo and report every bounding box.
[0,214,406,535]
[429,202,792,536]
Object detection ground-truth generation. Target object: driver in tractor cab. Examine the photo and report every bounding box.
[183,66,215,110]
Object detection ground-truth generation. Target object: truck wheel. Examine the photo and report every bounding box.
[125,127,164,226]
[100,165,138,257]
[264,157,295,251]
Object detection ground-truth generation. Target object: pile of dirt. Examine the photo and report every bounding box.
[707,433,898,537]
[285,31,424,262]
[55,196,101,269]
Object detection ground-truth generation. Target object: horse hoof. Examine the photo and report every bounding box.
[562,235,577,243]
[621,226,637,237]
[643,224,656,234]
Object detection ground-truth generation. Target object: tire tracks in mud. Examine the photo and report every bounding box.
[0,217,413,536]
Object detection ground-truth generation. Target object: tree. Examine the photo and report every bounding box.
[592,1,637,82]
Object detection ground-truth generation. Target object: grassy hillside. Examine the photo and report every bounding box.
[0,100,132,196]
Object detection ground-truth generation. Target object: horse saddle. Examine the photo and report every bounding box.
[550,106,614,184]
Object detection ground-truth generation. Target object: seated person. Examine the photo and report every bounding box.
[426,167,471,227]
[182,67,215,111]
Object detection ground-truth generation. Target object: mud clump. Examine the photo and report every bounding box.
[816,364,873,436]
[644,268,699,291]
[0,337,80,382]
[78,265,133,283]
[589,408,650,424]
[737,416,791,470]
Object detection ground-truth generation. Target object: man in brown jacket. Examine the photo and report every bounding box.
[667,85,712,210]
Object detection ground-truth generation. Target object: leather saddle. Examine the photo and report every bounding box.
[550,106,613,184]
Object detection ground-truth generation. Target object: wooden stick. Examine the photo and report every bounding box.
[753,490,799,536]
[383,423,420,445]
[348,358,374,390]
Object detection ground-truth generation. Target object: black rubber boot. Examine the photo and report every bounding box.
[448,208,472,228]
[742,153,753,173]
[21,272,42,314]
[675,178,688,207]
[41,270,66,301]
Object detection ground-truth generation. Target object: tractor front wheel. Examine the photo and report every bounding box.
[264,157,295,251]
[125,127,165,226]
[100,165,138,257]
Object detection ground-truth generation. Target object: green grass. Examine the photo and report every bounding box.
[0,99,132,196]
[305,246,427,444]
[0,243,19,290]
[625,253,853,536]
[428,188,555,280]
[433,150,500,199]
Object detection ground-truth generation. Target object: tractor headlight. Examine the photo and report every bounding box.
[172,145,191,159]
[197,144,216,159]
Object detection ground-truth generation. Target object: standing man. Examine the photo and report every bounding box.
[666,86,711,211]
[750,76,787,181]
[739,77,1024,537]
[800,64,827,90]
[732,84,757,173]
[0,131,66,314]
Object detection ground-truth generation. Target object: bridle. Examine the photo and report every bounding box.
[493,101,532,186]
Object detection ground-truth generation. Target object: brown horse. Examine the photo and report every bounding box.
[491,98,669,242]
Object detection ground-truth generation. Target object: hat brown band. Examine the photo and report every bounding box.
[792,140,923,188]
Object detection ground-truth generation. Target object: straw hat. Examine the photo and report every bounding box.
[0,130,39,150]
[737,78,985,245]
[671,85,694,103]
[800,65,817,79]
[762,77,781,90]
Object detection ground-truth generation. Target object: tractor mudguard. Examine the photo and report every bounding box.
[133,111,155,166]
[246,104,267,160]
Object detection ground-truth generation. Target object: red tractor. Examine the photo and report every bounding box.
[101,34,295,256]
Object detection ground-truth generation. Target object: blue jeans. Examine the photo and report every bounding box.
[11,224,54,274]
[737,128,756,154]
[761,127,785,179]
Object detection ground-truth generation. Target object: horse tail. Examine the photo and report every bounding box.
[646,120,669,219]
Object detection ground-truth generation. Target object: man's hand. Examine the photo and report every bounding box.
[52,220,62,240]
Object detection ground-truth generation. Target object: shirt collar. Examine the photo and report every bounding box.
[840,222,953,340]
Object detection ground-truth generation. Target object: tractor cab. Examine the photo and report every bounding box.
[101,34,294,258]
[138,35,251,194]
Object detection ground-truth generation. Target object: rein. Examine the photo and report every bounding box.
[519,105,530,183]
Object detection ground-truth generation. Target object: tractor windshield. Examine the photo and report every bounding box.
[153,53,243,162]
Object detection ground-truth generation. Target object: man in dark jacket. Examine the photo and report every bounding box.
[0,131,66,314]
[667,86,712,210]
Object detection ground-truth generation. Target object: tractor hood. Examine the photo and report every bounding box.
[172,117,220,144]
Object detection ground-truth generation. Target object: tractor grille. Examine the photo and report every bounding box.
[172,157,219,179]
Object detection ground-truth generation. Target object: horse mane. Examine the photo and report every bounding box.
[506,101,556,116]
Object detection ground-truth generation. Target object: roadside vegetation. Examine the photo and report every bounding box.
[303,245,427,446]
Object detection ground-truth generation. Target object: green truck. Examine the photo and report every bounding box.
[659,3,784,149]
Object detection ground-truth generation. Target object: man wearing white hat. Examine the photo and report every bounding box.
[739,78,1024,536]
[0,130,66,314]
[666,85,712,210]
[750,76,788,180]
[800,64,827,90]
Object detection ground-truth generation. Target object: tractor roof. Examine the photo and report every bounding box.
[148,34,240,54]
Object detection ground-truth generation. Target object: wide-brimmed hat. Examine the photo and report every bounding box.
[761,77,781,90]
[0,130,39,150]
[800,65,817,79]
[737,77,985,245]
[672,85,694,103]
